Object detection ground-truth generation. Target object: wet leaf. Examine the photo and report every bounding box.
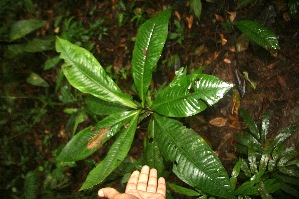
[261,110,270,144]
[85,95,129,115]
[193,74,233,106]
[56,111,137,162]
[132,8,171,106]
[230,159,242,189]
[143,120,164,175]
[152,73,207,117]
[80,111,140,190]
[234,20,279,51]
[154,114,233,198]
[56,37,137,109]
[240,109,260,140]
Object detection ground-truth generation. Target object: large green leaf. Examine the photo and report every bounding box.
[152,73,232,117]
[143,120,164,175]
[152,74,207,117]
[56,111,137,162]
[85,95,129,115]
[55,37,137,109]
[132,8,171,106]
[9,19,46,41]
[154,114,233,198]
[80,111,139,190]
[234,20,279,50]
[192,74,233,106]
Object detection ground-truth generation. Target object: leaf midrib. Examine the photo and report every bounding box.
[152,90,200,109]
[59,42,136,108]
[155,117,214,181]
[138,23,156,105]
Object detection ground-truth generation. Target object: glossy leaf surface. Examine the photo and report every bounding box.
[143,120,164,175]
[85,95,129,115]
[132,8,171,106]
[240,109,260,140]
[235,20,279,50]
[56,37,137,109]
[152,74,207,117]
[192,74,233,106]
[80,111,139,190]
[154,114,233,198]
[56,111,137,162]
[152,73,232,117]
[9,19,46,41]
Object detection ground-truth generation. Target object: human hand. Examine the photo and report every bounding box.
[98,165,166,199]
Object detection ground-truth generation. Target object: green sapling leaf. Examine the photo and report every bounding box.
[234,20,279,51]
[132,8,171,107]
[55,37,137,109]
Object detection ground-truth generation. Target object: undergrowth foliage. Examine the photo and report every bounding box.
[56,8,234,197]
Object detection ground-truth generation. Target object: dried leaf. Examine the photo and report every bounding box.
[214,14,225,22]
[223,58,231,63]
[209,117,228,127]
[174,11,181,21]
[193,44,206,56]
[87,128,110,150]
[227,11,237,22]
[220,34,228,45]
[185,15,193,29]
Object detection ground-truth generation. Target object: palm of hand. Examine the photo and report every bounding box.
[124,166,166,199]
[98,166,166,199]
[126,189,166,199]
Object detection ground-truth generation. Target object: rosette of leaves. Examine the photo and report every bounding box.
[55,8,234,198]
[233,109,299,198]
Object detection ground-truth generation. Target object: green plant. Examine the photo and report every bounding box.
[168,109,299,198]
[55,8,234,198]
[288,0,299,17]
[190,0,202,20]
[233,109,299,198]
[220,17,279,54]
[169,20,184,45]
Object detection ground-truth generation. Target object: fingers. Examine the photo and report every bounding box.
[125,165,166,196]
[156,177,166,196]
[137,165,150,191]
[147,168,158,193]
[98,187,120,198]
[125,170,140,192]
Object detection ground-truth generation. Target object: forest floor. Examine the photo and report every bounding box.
[1,0,299,198]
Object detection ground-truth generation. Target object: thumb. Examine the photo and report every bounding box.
[98,187,120,198]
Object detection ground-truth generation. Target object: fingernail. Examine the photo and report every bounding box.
[98,189,104,197]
